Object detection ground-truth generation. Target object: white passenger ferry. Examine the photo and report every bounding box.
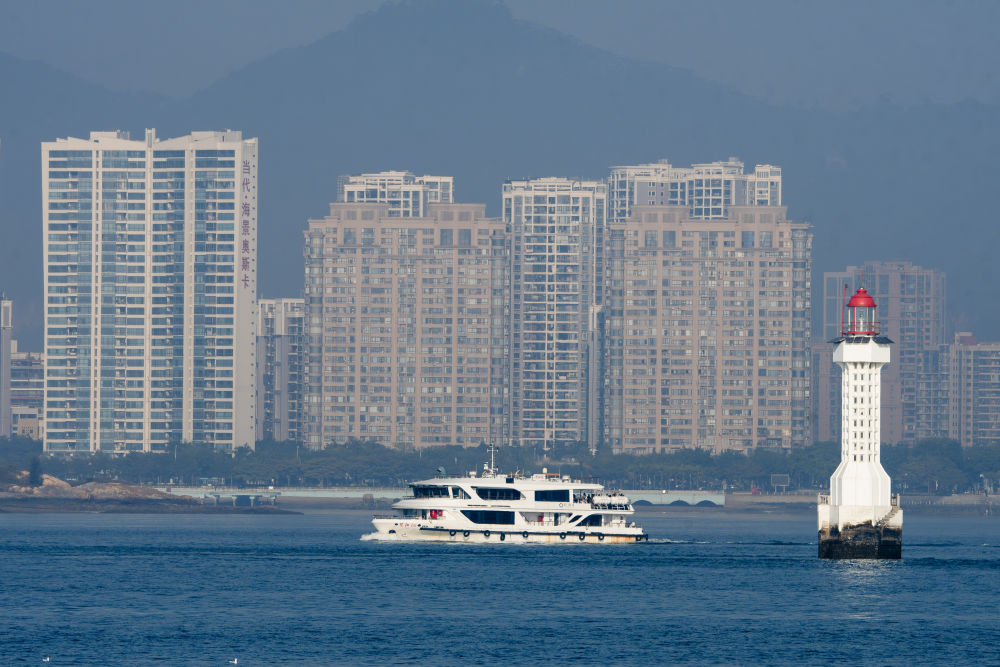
[362,453,647,544]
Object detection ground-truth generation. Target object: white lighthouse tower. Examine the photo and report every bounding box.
[817,286,902,559]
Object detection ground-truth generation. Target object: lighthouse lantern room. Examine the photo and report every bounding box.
[843,287,879,336]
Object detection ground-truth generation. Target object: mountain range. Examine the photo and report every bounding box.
[1,0,998,345]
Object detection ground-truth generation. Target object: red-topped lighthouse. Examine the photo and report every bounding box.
[818,286,902,559]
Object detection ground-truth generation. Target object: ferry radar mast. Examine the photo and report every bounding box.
[483,441,499,476]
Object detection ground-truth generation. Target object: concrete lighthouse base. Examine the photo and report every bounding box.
[818,523,902,560]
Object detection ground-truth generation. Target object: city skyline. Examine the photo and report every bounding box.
[11,149,1000,453]
[5,139,997,453]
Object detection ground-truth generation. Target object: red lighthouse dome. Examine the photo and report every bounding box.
[842,287,879,336]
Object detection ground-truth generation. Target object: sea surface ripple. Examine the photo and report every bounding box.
[2,510,999,665]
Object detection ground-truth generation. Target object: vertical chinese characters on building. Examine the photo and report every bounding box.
[241,159,253,290]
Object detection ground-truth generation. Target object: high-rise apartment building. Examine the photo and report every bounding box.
[608,158,782,223]
[948,333,1000,446]
[816,261,947,444]
[42,129,258,454]
[914,344,952,440]
[810,341,840,443]
[604,205,812,453]
[9,341,44,440]
[503,178,606,451]
[1,297,12,437]
[303,200,507,449]
[338,171,454,217]
[256,298,305,443]
[897,332,1000,447]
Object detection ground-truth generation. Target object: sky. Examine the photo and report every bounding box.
[2,0,999,344]
[1,0,998,109]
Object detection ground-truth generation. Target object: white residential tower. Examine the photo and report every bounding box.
[42,129,258,454]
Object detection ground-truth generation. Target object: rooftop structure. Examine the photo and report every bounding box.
[338,171,454,217]
[608,158,782,222]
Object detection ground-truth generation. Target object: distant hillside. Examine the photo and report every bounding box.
[0,52,168,343]
[2,0,998,344]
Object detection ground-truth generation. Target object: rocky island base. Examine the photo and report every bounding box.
[818,523,902,559]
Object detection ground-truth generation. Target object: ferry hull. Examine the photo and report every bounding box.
[363,520,647,544]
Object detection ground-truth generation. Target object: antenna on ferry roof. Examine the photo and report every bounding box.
[482,441,500,475]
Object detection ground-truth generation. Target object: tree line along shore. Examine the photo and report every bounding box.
[2,436,998,497]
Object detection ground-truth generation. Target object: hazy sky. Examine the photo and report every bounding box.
[1,0,997,109]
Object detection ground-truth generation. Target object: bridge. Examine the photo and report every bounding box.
[158,486,281,507]
[625,490,725,506]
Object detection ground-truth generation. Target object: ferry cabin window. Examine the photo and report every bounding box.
[451,486,470,499]
[473,487,522,501]
[577,515,602,526]
[412,485,449,498]
[535,489,570,502]
[461,510,516,525]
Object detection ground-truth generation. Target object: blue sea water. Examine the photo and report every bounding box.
[1,509,999,666]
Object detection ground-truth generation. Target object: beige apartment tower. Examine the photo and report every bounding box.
[948,334,1000,446]
[302,202,507,449]
[604,205,812,453]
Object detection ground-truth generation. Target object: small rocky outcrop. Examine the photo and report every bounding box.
[1,470,183,501]
[74,481,177,501]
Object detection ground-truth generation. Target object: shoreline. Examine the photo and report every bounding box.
[0,497,301,514]
[0,494,988,516]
